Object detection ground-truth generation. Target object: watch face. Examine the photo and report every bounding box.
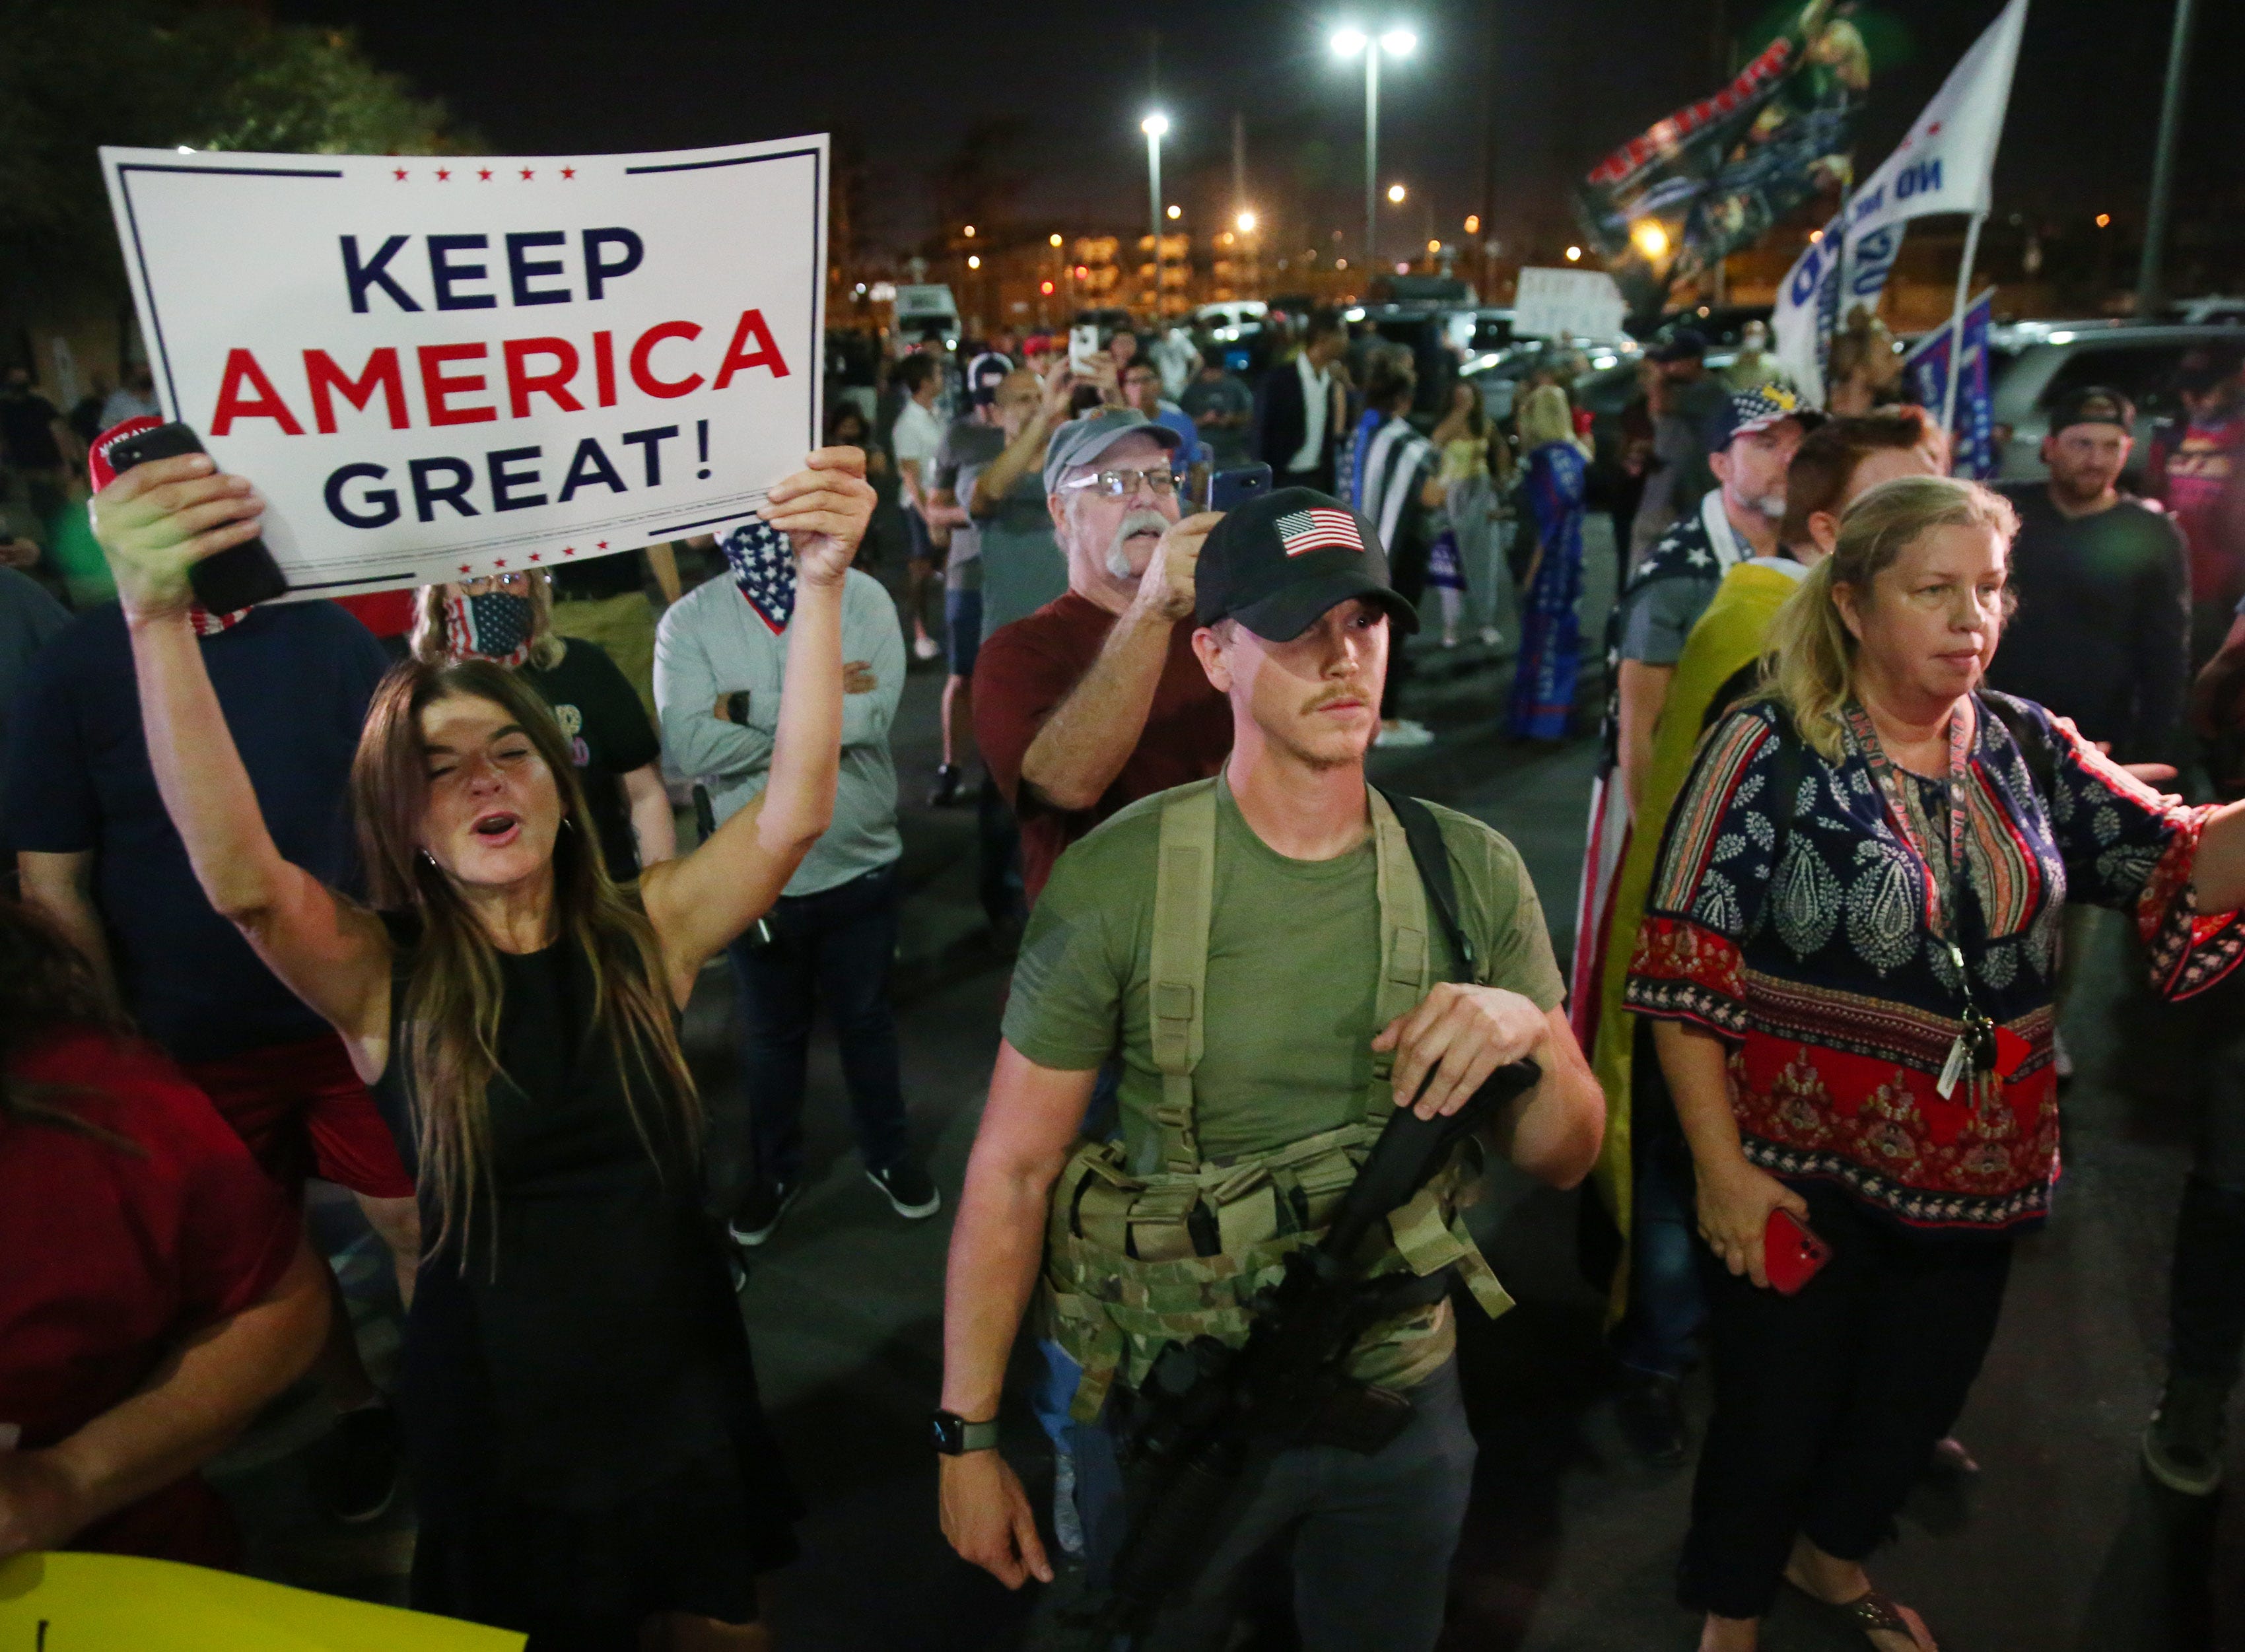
[931,1412,962,1453]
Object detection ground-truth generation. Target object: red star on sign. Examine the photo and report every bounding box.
[459,564,472,574]
[393,168,408,180]
[520,168,535,180]
[529,551,542,561]
[596,541,609,550]
[561,545,576,555]
[478,167,493,181]
[436,168,451,180]
[561,167,576,180]
[1927,121,1943,136]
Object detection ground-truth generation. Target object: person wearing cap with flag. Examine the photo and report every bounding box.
[971,397,1233,907]
[937,486,1604,1647]
[1572,384,1813,1072]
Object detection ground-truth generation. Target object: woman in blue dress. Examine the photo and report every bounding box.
[1506,384,1592,741]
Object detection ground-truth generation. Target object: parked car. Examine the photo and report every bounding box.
[1986,320,2245,480]
[1192,300,1268,343]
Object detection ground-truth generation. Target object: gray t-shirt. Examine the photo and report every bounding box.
[1615,572,1723,666]
[1179,374,1255,467]
[934,417,1006,592]
[963,462,1069,641]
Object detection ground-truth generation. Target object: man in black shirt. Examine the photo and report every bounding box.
[1988,386,2188,763]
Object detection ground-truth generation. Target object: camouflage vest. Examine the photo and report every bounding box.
[1041,780,1515,1422]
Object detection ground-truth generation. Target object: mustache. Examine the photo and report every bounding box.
[1105,509,1169,578]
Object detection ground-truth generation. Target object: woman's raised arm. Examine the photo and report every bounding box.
[92,455,395,1067]
[640,447,874,1000]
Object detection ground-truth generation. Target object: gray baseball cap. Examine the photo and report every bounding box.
[1041,408,1182,497]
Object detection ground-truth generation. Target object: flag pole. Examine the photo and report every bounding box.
[1939,211,1986,458]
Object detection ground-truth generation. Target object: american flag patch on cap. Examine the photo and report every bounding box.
[1275,508,1364,557]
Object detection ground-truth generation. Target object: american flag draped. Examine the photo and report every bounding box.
[720,518,798,634]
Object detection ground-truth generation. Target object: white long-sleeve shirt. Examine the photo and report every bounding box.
[654,568,905,897]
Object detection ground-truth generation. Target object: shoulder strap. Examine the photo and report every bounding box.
[1147,783,1218,1173]
[1366,790,1435,1124]
[1977,689,2059,802]
[1375,788,1473,982]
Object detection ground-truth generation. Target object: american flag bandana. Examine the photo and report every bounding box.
[188,604,253,636]
[720,518,798,634]
[445,591,533,667]
[1274,507,1365,557]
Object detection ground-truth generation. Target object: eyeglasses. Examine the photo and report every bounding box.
[462,571,531,591]
[1059,467,1179,500]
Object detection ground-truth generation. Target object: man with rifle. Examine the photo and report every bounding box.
[936,487,1605,1649]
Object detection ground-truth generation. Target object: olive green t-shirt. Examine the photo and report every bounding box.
[1003,778,1566,1174]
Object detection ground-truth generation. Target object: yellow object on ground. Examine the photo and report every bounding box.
[0,1552,524,1651]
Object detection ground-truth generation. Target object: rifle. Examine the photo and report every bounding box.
[1068,1058,1542,1647]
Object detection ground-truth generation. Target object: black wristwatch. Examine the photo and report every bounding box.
[932,1409,1001,1455]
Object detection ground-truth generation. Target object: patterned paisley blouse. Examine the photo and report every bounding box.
[1625,693,2245,1234]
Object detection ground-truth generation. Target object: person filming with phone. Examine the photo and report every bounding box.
[1625,475,2245,1652]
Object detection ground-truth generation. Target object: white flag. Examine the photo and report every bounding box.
[1772,0,2028,404]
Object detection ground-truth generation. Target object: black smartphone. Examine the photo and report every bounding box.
[103,422,289,612]
[1206,462,1272,513]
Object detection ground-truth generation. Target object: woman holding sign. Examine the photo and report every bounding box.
[90,444,874,1651]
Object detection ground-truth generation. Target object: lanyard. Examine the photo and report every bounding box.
[1843,699,1998,1100]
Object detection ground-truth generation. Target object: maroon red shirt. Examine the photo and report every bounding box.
[1,1027,300,1564]
[975,592,1233,903]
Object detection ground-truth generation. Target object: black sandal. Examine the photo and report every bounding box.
[1785,1579,1936,1650]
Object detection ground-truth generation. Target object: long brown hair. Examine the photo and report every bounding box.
[352,658,696,1257]
[0,895,138,1147]
[1762,474,2020,761]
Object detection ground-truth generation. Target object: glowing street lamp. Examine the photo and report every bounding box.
[1142,113,1169,318]
[1387,182,1406,205]
[1565,244,1583,262]
[1332,22,1417,272]
[1629,219,1671,261]
[1236,209,1258,233]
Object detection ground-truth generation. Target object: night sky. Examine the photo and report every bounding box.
[269,1,2245,265]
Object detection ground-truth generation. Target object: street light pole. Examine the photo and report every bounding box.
[2137,0,2198,318]
[1143,112,1169,321]
[1364,46,1379,277]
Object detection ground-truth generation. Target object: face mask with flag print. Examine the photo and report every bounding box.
[720,517,798,634]
[446,590,534,667]
[188,603,253,636]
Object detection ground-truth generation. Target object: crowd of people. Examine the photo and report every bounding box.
[3,298,2245,1652]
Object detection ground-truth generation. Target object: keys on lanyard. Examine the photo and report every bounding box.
[1844,702,2001,1103]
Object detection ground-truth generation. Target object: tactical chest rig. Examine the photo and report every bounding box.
[1043,780,1517,1422]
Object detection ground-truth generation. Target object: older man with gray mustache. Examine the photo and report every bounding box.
[971,396,1231,910]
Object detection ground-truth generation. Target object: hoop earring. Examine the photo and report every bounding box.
[419,848,438,866]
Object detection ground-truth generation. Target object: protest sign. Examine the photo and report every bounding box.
[1902,289,1997,479]
[99,135,827,601]
[1512,268,1629,343]
[0,1550,524,1649]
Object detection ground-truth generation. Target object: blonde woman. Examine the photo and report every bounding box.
[89,444,874,1651]
[414,568,675,883]
[1504,384,1593,740]
[1628,474,2245,1651]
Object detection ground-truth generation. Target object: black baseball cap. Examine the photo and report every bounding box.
[1650,327,1708,364]
[2048,384,2135,437]
[1194,487,1420,640]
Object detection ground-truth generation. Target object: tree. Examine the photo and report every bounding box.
[0,0,473,318]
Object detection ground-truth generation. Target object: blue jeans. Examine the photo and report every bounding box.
[726,861,909,1192]
[1618,1022,1707,1377]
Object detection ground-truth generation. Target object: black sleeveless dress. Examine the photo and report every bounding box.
[372,916,800,1649]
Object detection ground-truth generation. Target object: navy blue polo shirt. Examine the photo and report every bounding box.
[3,601,389,1062]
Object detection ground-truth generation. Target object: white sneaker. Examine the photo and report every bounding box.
[1376,718,1435,749]
[913,633,941,662]
[1053,1449,1085,1556]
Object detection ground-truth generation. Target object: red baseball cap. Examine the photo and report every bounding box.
[86,415,165,491]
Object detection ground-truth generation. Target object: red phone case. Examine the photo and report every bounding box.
[1764,1208,1832,1295]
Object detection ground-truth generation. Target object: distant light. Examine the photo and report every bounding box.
[176,145,193,154]
[1330,26,1369,57]
[1809,228,1824,243]
[967,255,981,269]
[1074,265,1089,278]
[870,281,897,302]
[1336,258,1349,270]
[1344,306,1367,322]
[1629,219,1670,260]
[1395,260,1410,274]
[1049,232,1063,247]
[1237,209,1257,233]
[1387,182,1406,204]
[2046,330,2077,344]
[1564,245,1582,262]
[1591,353,1618,370]
[1167,204,1182,220]
[1041,279,1054,294]
[1463,214,1480,235]
[1142,112,1170,138]
[1380,27,1417,55]
[2095,213,2112,228]
[1426,238,1440,254]
[963,224,975,237]
[854,283,866,294]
